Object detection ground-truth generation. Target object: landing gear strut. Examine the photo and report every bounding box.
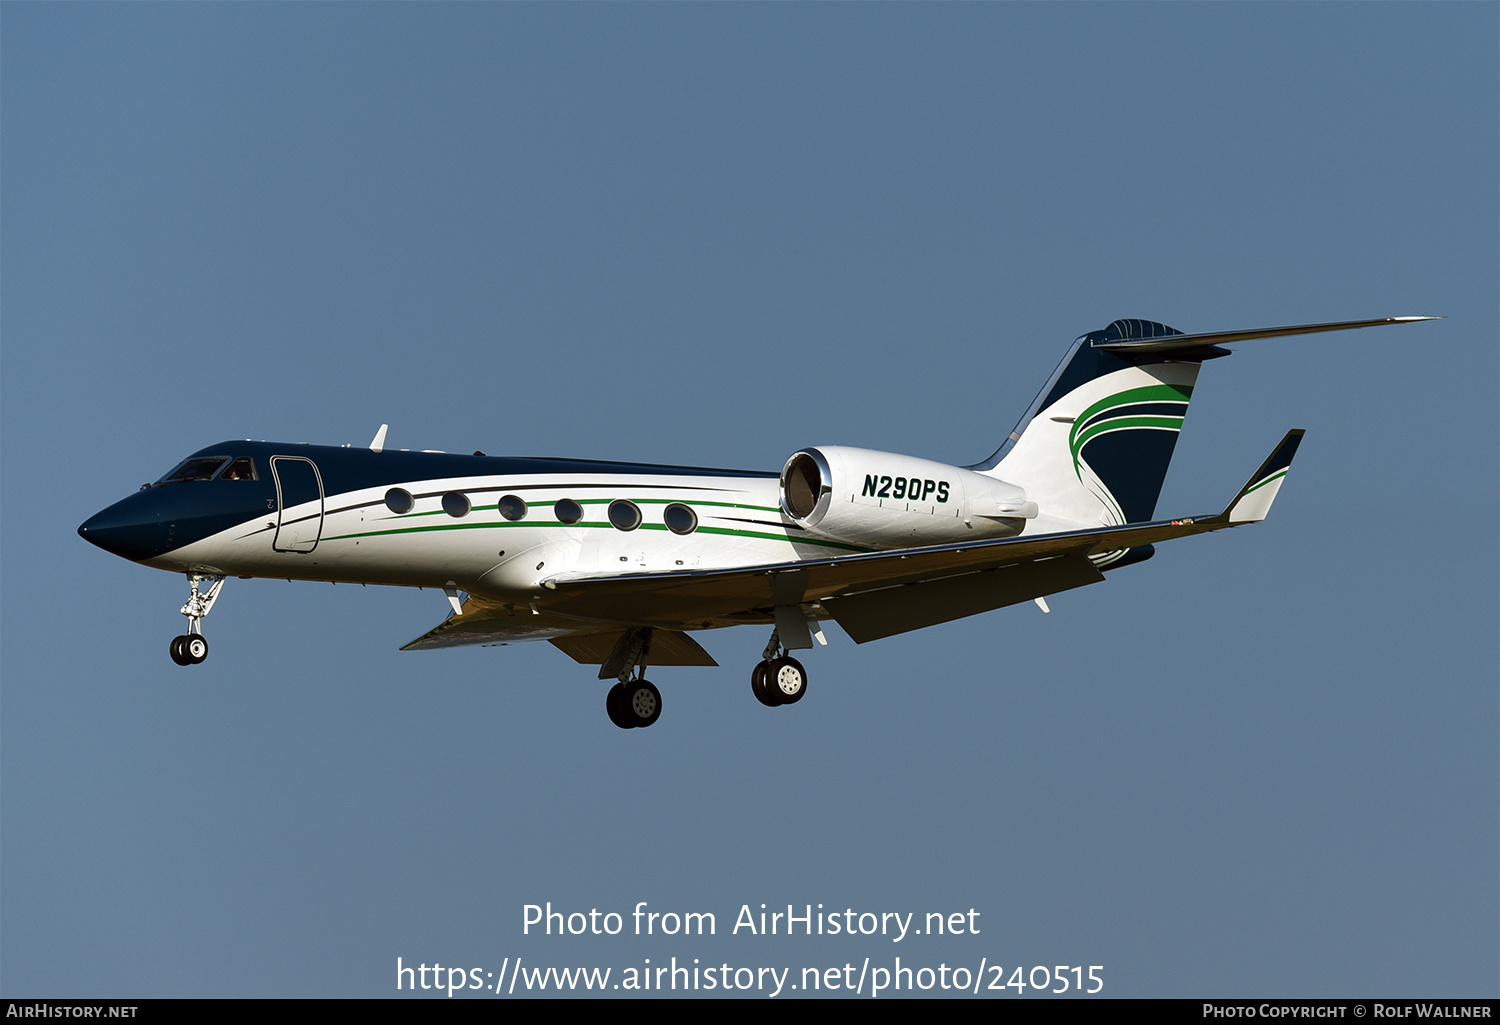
[169,573,223,666]
[603,628,662,729]
[751,629,808,707]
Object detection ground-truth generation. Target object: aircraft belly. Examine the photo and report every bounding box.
[470,535,579,596]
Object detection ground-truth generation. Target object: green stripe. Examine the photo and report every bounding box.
[1066,382,1194,514]
[1069,383,1193,446]
[1241,468,1288,495]
[324,519,869,552]
[1071,415,1184,456]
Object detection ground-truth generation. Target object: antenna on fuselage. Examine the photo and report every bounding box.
[369,424,389,453]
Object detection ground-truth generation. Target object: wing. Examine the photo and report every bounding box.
[401,431,1302,651]
[535,430,1307,642]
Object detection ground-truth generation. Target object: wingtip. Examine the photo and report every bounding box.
[1220,430,1305,525]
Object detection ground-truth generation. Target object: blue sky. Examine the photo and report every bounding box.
[3,4,1495,998]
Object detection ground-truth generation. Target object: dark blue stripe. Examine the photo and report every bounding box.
[1076,401,1189,434]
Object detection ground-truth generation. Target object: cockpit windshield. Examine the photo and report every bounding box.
[219,457,257,481]
[160,456,231,483]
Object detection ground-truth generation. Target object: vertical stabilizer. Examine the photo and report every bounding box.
[974,320,1226,533]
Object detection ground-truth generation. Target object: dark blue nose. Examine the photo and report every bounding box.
[79,492,171,562]
[81,477,277,563]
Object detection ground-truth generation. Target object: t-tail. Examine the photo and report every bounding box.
[971,316,1438,549]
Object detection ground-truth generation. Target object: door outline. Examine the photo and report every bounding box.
[270,456,324,553]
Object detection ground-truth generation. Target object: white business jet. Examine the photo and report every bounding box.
[79,316,1434,728]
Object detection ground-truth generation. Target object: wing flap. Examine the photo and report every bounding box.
[823,553,1104,643]
[550,629,718,668]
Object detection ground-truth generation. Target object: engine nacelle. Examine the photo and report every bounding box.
[779,446,1038,549]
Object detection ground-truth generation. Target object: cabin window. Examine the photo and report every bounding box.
[161,456,230,483]
[663,503,698,535]
[554,499,583,525]
[498,495,528,521]
[608,500,642,531]
[219,457,258,481]
[385,488,414,514]
[442,492,471,518]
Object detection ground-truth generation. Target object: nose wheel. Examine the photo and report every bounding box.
[169,574,223,667]
[170,634,209,665]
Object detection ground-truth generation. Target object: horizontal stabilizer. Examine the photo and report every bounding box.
[1092,316,1439,354]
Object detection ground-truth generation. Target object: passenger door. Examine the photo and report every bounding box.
[271,456,324,553]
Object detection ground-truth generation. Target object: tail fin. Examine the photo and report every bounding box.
[975,315,1436,531]
[974,319,1222,528]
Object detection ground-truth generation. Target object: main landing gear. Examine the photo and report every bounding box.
[751,629,808,708]
[606,676,662,730]
[598,624,813,726]
[169,573,224,667]
[603,628,662,729]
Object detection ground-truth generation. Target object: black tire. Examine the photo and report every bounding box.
[624,679,662,728]
[169,635,191,666]
[751,661,780,707]
[606,683,632,729]
[769,656,807,704]
[184,634,209,664]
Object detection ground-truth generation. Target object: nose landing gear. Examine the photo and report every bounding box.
[170,633,209,666]
[169,573,224,667]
